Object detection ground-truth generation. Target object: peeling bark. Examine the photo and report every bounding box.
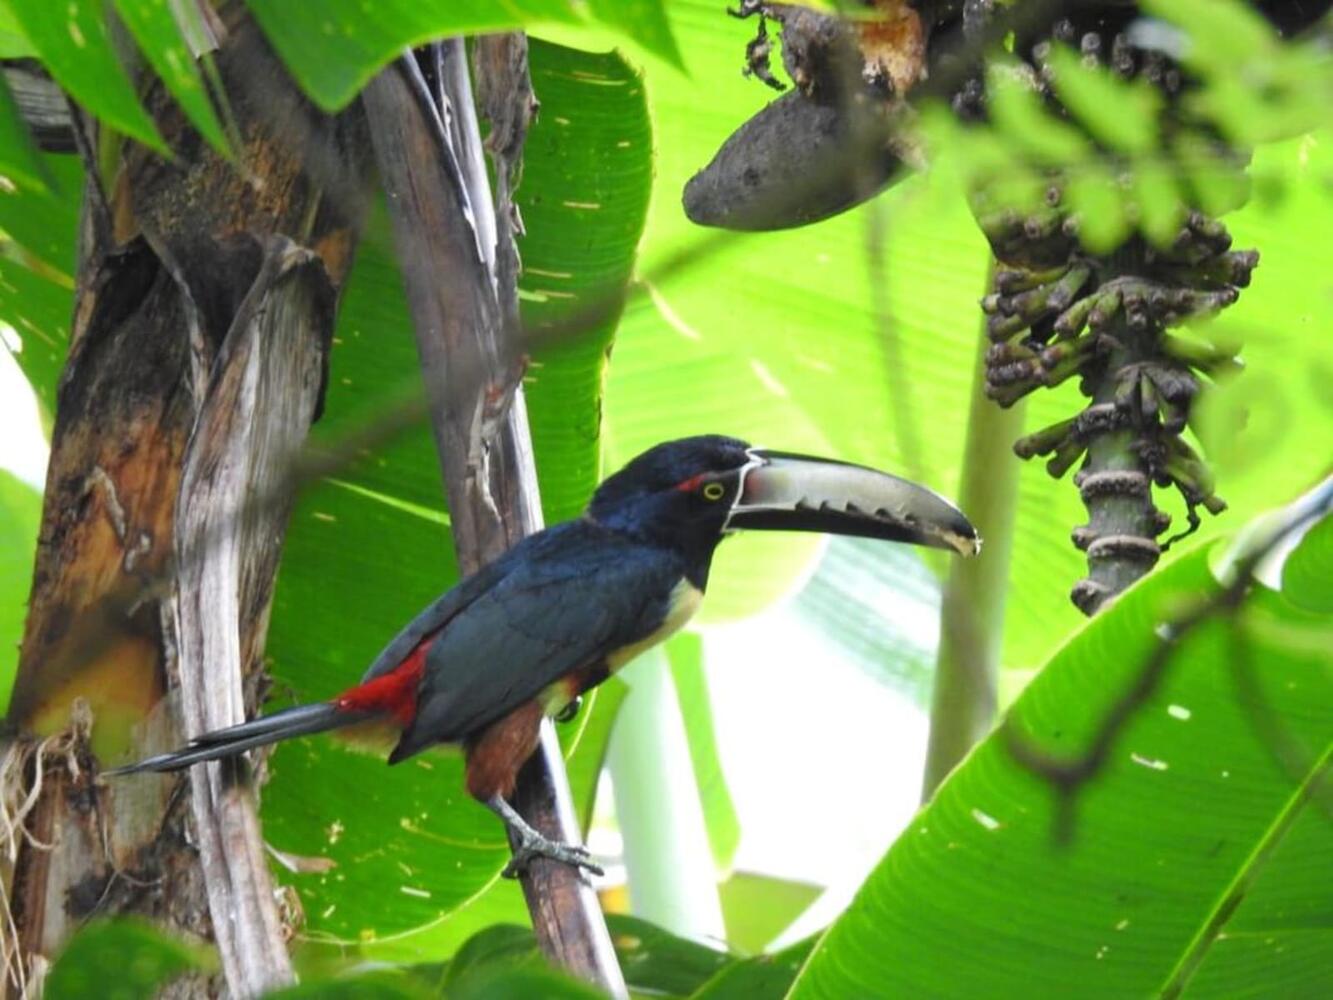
[168,238,336,995]
[7,238,201,997]
[5,7,369,996]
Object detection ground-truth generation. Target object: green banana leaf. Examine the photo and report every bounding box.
[244,0,680,111]
[1283,507,1333,614]
[0,469,40,713]
[790,538,1333,998]
[0,0,678,168]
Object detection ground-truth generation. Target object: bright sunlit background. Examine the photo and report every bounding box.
[0,334,46,490]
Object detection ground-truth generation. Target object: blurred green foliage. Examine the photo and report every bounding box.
[45,920,213,1000]
[0,0,1329,996]
[924,1,1330,251]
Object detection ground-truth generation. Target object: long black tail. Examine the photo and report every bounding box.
[103,703,371,775]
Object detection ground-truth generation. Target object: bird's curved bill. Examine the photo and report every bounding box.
[725,450,980,556]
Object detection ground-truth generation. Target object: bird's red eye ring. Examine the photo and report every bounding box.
[675,473,706,493]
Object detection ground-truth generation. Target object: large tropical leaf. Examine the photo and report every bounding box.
[1283,505,1333,614]
[4,0,165,152]
[0,469,42,713]
[243,0,679,111]
[789,543,1333,998]
[512,44,653,520]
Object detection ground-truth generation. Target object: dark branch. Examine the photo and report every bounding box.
[361,41,627,996]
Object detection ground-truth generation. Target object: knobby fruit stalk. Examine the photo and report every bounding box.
[960,8,1257,613]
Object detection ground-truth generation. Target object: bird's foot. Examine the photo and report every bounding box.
[502,829,603,879]
[487,793,604,878]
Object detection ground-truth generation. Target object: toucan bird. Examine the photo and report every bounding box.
[107,435,978,874]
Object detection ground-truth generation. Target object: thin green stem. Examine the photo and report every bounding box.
[607,647,727,940]
[921,311,1025,800]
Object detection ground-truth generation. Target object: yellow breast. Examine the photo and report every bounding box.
[606,578,703,671]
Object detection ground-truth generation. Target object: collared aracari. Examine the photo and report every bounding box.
[107,435,978,874]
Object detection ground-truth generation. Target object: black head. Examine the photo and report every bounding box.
[588,436,752,566]
[587,435,980,589]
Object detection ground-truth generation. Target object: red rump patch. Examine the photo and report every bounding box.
[334,632,437,726]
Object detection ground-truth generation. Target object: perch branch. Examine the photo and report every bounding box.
[922,319,1024,798]
[362,41,626,995]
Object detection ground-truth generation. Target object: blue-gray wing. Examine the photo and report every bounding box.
[360,554,516,683]
[390,522,684,759]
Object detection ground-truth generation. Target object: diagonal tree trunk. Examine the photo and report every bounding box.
[362,38,627,996]
[3,7,370,996]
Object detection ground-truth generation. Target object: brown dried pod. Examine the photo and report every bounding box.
[683,89,913,231]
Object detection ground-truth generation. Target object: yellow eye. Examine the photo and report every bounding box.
[702,482,725,501]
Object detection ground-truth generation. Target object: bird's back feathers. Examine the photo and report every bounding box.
[388,520,689,761]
